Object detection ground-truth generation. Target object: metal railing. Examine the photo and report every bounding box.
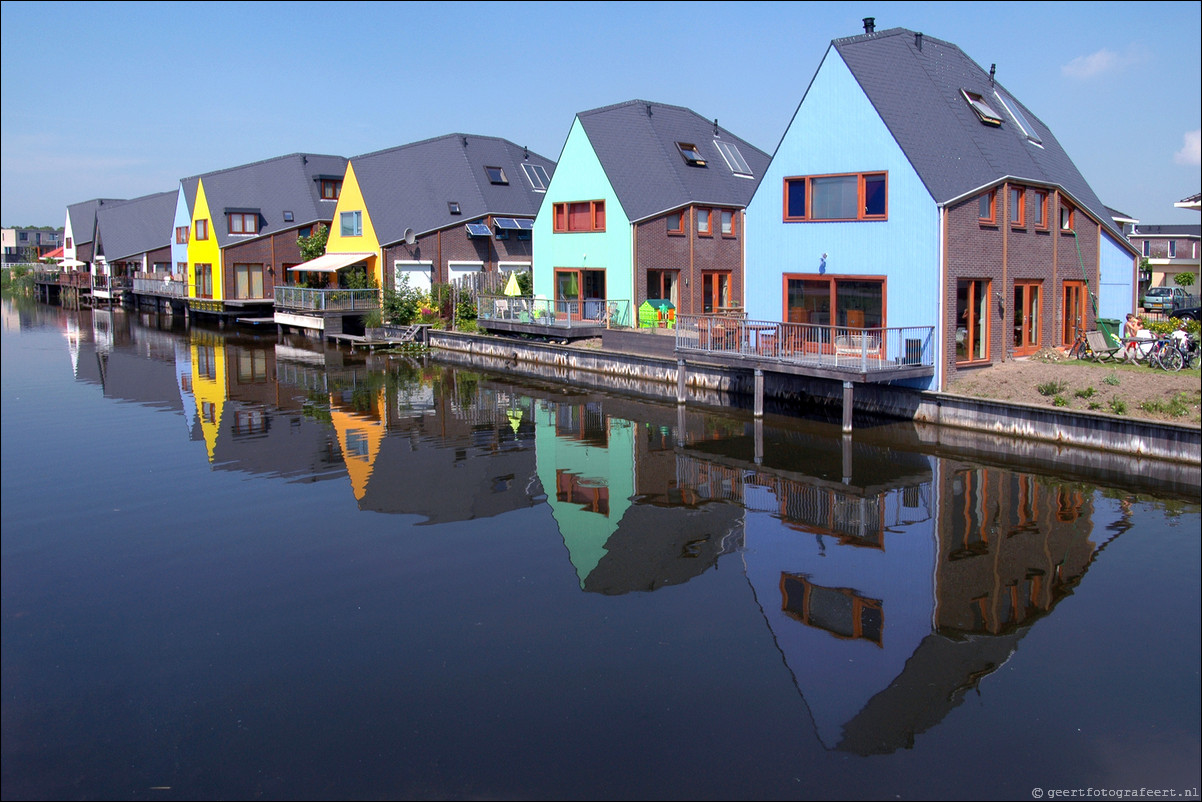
[477,295,632,328]
[676,315,935,373]
[131,276,188,298]
[274,286,379,312]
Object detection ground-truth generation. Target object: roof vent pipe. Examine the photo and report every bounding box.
[713,118,719,136]
[915,32,923,51]
[989,64,996,85]
[863,17,875,34]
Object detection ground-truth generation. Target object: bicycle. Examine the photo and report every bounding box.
[1067,326,1092,360]
[1147,337,1184,372]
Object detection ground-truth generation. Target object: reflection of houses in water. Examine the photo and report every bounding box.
[741,444,1116,755]
[67,308,182,414]
[533,395,743,594]
[319,368,543,524]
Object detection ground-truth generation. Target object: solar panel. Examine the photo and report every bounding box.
[515,218,534,230]
[465,223,491,237]
[494,218,522,230]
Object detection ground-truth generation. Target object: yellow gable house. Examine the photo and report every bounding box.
[187,180,223,302]
[321,161,383,289]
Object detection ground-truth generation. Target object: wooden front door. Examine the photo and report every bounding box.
[1062,281,1086,346]
[1013,281,1041,356]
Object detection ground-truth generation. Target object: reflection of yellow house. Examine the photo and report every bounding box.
[533,403,634,587]
[328,387,387,502]
[189,331,229,463]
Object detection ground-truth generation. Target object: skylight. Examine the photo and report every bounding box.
[448,201,461,215]
[993,91,1043,145]
[714,139,753,177]
[677,142,706,167]
[522,163,550,192]
[485,166,508,185]
[961,89,1002,126]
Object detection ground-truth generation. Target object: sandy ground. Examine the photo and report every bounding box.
[945,347,1201,425]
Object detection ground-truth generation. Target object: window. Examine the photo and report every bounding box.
[175,226,189,244]
[677,142,706,166]
[321,179,341,200]
[1059,203,1074,231]
[194,263,213,298]
[783,172,888,221]
[1034,191,1048,229]
[195,219,208,240]
[18,232,27,241]
[961,88,1003,126]
[1010,187,1025,228]
[714,139,753,177]
[720,209,736,237]
[485,166,508,185]
[979,190,997,224]
[233,264,265,299]
[65,237,72,249]
[784,275,884,329]
[553,200,605,232]
[1143,240,1150,257]
[697,208,712,236]
[647,270,679,306]
[994,90,1042,145]
[448,201,461,215]
[228,212,259,235]
[956,279,991,363]
[340,210,362,237]
[1169,240,1177,258]
[283,211,294,223]
[666,211,684,234]
[702,271,732,313]
[522,163,550,191]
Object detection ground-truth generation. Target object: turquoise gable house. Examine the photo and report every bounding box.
[745,21,1138,390]
[533,100,769,323]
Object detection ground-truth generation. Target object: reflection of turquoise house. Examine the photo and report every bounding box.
[744,22,1138,390]
[533,100,769,319]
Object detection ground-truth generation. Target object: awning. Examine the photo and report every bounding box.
[288,252,373,273]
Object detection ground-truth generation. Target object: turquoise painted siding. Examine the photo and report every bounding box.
[171,185,190,269]
[1098,230,1137,320]
[745,49,940,335]
[533,118,632,302]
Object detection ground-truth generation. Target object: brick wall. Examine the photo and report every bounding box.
[634,207,743,315]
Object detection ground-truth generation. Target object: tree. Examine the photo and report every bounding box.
[297,224,329,263]
[1172,271,1195,288]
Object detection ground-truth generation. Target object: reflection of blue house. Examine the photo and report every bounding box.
[744,21,1138,390]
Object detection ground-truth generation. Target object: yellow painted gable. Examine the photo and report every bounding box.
[325,161,382,287]
[188,180,223,300]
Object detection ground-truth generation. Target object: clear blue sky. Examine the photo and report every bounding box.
[2,0,1199,228]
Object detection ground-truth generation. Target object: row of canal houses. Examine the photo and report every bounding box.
[58,22,1139,391]
[55,300,1125,755]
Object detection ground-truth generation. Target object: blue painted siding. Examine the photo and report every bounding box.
[745,49,940,338]
[532,119,631,302]
[171,185,190,270]
[1098,230,1137,320]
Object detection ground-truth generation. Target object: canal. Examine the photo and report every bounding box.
[2,295,1200,801]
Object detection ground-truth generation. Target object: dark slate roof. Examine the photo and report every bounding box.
[67,198,124,246]
[832,28,1129,243]
[575,99,771,222]
[95,190,177,260]
[349,133,555,246]
[180,153,348,248]
[1130,224,1201,237]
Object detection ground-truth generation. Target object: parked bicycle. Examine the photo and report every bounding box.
[1147,336,1184,372]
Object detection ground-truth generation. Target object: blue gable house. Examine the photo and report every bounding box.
[745,21,1138,390]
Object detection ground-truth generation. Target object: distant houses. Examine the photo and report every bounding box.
[53,18,1145,393]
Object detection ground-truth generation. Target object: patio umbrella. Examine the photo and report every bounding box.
[504,271,521,296]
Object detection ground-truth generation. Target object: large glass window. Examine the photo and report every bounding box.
[194,263,213,299]
[956,279,991,363]
[785,276,883,329]
[553,201,606,232]
[647,270,679,306]
[783,172,887,221]
[340,210,362,237]
[1013,281,1041,355]
[233,264,265,299]
[702,272,731,313]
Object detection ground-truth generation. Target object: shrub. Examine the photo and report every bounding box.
[1037,380,1068,396]
[1074,387,1096,399]
[382,274,425,325]
[1109,398,1127,415]
[1052,395,1068,407]
[1103,373,1121,386]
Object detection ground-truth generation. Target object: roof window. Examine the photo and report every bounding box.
[961,89,1002,126]
[522,163,550,192]
[448,201,461,215]
[485,166,508,185]
[714,139,753,177]
[677,142,706,167]
[993,91,1043,145]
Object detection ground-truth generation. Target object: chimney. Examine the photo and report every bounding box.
[915,32,923,51]
[989,64,996,85]
[863,17,875,34]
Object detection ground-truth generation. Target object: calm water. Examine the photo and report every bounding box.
[2,295,1200,801]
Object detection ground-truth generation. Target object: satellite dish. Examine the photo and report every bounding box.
[403,228,416,246]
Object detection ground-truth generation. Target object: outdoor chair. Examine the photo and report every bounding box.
[1084,330,1122,362]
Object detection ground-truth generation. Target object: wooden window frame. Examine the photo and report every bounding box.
[720,209,737,238]
[697,208,712,237]
[228,212,259,235]
[1059,202,1075,232]
[1010,186,1026,229]
[321,180,341,200]
[666,211,684,235]
[783,171,889,222]
[978,190,997,225]
[195,219,208,240]
[956,278,992,365]
[552,200,606,233]
[1033,191,1048,230]
[175,226,189,244]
